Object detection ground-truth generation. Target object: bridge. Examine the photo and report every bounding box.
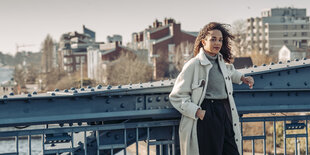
[0,58,310,155]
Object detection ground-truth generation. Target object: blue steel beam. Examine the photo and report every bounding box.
[0,59,309,127]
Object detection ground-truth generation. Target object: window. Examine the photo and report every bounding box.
[293,32,297,36]
[284,40,288,44]
[168,44,175,63]
[301,25,304,29]
[75,57,80,63]
[302,32,307,36]
[81,56,85,63]
[283,32,288,37]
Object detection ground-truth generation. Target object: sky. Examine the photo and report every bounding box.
[1,0,309,55]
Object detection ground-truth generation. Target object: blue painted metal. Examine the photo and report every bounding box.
[0,58,309,154]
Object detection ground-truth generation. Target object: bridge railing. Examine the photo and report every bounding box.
[0,58,309,154]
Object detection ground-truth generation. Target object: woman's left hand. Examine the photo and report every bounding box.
[241,76,254,89]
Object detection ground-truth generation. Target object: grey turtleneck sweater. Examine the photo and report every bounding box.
[204,53,228,99]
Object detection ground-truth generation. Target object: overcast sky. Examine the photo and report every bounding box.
[1,0,309,55]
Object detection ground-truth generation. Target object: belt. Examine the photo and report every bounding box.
[205,98,228,103]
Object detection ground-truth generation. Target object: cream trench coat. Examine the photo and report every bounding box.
[169,48,244,155]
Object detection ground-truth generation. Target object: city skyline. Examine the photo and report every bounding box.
[1,0,309,55]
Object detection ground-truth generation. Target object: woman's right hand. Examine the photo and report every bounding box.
[196,109,206,120]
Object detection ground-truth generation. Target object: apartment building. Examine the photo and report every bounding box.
[58,25,98,73]
[246,7,310,59]
[129,18,198,79]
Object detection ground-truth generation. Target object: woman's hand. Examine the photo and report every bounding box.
[241,76,254,89]
[196,109,206,120]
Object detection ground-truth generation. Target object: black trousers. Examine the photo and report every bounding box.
[197,99,240,155]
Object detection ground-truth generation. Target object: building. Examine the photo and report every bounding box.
[129,18,198,79]
[107,35,122,44]
[246,7,310,56]
[58,25,98,73]
[233,57,253,69]
[278,45,309,61]
[87,39,148,83]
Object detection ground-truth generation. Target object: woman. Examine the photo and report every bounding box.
[169,22,254,155]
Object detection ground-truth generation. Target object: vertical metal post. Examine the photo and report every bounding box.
[252,139,255,155]
[147,127,150,155]
[297,139,300,155]
[172,126,175,155]
[96,130,100,155]
[71,132,74,155]
[15,136,19,154]
[136,128,139,155]
[295,137,298,155]
[42,134,45,155]
[28,135,31,155]
[84,131,87,155]
[273,120,277,155]
[284,120,287,155]
[306,120,308,155]
[240,119,244,155]
[124,129,127,155]
[263,121,266,155]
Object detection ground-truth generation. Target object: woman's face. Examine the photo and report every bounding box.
[201,29,223,56]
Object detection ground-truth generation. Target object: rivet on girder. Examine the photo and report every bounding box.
[287,71,290,75]
[287,82,290,87]
[78,122,82,126]
[170,82,174,85]
[32,91,37,95]
[251,71,254,73]
[270,62,275,65]
[120,103,125,108]
[54,89,59,92]
[97,85,102,89]
[287,60,291,63]
[87,85,92,89]
[28,94,32,97]
[164,96,169,102]
[295,58,299,61]
[91,88,95,91]
[73,90,78,94]
[148,97,153,102]
[140,85,143,88]
[137,97,143,103]
[71,87,76,90]
[262,64,266,66]
[278,72,281,76]
[269,93,273,97]
[3,95,7,99]
[129,87,132,89]
[118,85,122,88]
[156,96,161,102]
[9,92,14,96]
[107,85,112,89]
[161,83,164,86]
[253,65,257,68]
[151,85,154,87]
[51,93,55,96]
[260,75,264,79]
[64,89,69,93]
[287,93,290,96]
[269,82,273,86]
[80,88,85,91]
[304,82,308,86]
[278,61,283,64]
[69,123,73,126]
[59,123,64,127]
[106,132,111,137]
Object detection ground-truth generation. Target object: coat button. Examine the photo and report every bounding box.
[211,100,214,103]
[232,108,234,111]
[229,92,232,95]
[236,139,238,142]
[225,77,228,80]
[228,76,231,80]
[234,123,237,126]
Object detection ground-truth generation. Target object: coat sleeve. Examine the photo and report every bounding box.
[169,61,200,120]
[227,64,244,84]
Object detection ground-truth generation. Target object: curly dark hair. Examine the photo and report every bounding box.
[193,22,234,63]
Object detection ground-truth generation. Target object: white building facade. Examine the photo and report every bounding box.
[246,7,310,56]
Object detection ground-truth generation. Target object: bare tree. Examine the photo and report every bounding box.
[41,34,54,73]
[104,51,153,85]
[231,20,248,57]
